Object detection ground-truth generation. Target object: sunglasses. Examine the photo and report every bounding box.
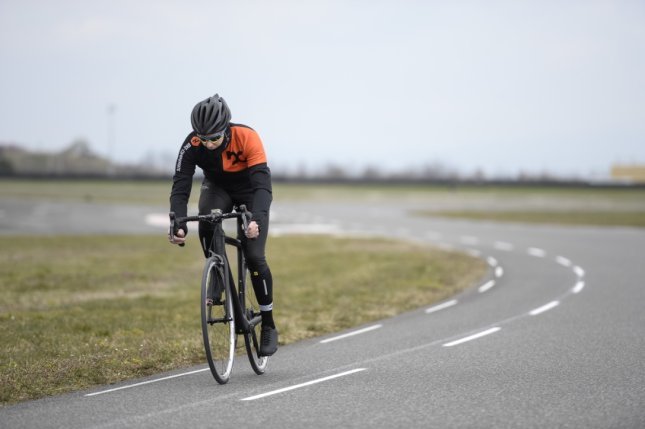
[197,130,226,142]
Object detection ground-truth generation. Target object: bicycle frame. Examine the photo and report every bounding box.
[218,222,260,335]
[170,205,268,382]
[170,207,261,334]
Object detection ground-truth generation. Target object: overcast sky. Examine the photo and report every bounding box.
[1,0,644,178]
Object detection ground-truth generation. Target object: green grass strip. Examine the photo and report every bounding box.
[0,235,485,405]
[3,179,645,206]
[418,210,645,228]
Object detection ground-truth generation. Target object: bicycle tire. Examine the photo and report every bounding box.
[201,257,235,384]
[242,270,268,374]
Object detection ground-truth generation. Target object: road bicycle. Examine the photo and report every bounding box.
[169,205,268,384]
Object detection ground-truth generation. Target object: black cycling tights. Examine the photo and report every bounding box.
[197,183,274,325]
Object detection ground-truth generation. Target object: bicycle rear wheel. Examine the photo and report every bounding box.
[242,270,268,374]
[201,257,235,384]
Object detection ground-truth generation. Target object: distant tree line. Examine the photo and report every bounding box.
[2,141,642,187]
[0,140,164,178]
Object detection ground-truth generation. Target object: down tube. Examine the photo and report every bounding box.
[225,238,248,332]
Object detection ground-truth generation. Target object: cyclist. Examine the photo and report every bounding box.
[168,93,278,357]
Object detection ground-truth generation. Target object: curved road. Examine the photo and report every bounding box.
[1,199,644,428]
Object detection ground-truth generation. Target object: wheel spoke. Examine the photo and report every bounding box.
[202,258,235,384]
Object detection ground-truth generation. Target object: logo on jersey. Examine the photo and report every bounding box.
[176,142,191,172]
[226,150,247,165]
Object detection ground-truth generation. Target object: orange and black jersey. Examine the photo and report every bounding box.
[170,123,272,226]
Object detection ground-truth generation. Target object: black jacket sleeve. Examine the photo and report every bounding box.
[248,163,272,229]
[169,137,197,233]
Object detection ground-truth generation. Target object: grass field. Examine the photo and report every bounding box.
[0,179,172,205]
[0,234,485,405]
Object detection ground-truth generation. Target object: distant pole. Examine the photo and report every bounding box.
[107,103,116,175]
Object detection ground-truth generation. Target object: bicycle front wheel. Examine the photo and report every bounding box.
[201,257,235,384]
[243,270,269,374]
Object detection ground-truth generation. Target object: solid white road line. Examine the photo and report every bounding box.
[425,300,458,314]
[478,280,496,293]
[556,256,572,267]
[241,368,367,401]
[527,247,546,257]
[494,241,514,251]
[529,301,560,316]
[486,256,498,267]
[573,266,585,278]
[572,281,585,294]
[84,368,210,397]
[442,327,501,347]
[320,325,382,344]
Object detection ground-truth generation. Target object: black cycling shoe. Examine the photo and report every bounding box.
[259,325,278,356]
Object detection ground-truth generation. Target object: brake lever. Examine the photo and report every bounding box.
[239,205,253,238]
[168,212,185,247]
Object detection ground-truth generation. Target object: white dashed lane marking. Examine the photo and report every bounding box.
[527,247,546,258]
[572,281,585,294]
[425,300,458,314]
[529,301,560,316]
[556,256,572,267]
[494,241,514,251]
[573,266,585,278]
[241,369,368,401]
[319,325,382,344]
[442,327,501,347]
[478,280,496,293]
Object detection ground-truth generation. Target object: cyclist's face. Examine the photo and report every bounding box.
[201,135,225,150]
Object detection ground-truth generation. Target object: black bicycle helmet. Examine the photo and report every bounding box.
[190,94,231,137]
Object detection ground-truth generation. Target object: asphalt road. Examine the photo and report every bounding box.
[1,199,644,428]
